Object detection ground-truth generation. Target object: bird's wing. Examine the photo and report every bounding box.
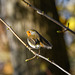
[38,34,53,49]
[27,37,40,45]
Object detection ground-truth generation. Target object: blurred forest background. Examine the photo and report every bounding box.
[0,0,75,75]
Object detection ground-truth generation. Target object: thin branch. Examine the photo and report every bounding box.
[0,18,71,75]
[22,0,75,35]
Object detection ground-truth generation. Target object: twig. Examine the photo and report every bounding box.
[22,0,75,35]
[0,18,71,75]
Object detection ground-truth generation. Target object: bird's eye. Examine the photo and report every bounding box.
[27,31,30,33]
[28,31,30,33]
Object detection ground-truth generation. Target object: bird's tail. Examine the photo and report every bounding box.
[40,42,52,49]
[44,45,52,49]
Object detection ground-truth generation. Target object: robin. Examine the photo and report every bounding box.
[26,29,52,50]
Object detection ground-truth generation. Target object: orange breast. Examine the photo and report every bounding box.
[26,31,31,37]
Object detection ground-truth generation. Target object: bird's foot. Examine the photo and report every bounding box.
[37,49,40,59]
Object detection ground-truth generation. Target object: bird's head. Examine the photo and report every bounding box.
[26,29,37,37]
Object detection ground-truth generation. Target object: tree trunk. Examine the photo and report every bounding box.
[28,0,70,75]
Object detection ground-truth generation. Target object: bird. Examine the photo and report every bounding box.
[26,29,52,49]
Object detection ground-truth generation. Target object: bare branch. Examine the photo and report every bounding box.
[22,0,75,35]
[0,18,71,75]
